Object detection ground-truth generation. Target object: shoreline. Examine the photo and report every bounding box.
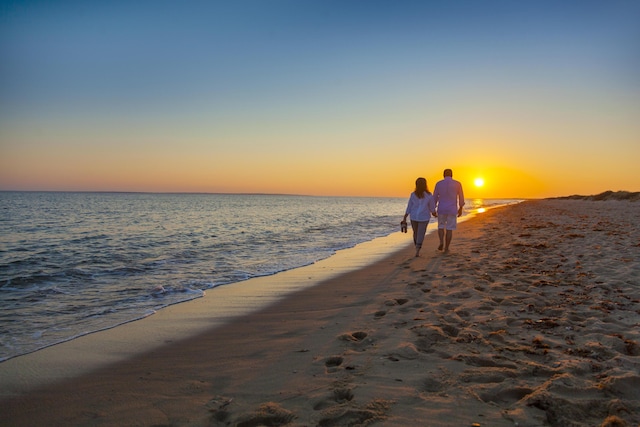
[1,199,639,427]
[0,198,506,371]
[0,227,414,397]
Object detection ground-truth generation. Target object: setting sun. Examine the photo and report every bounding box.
[474,178,485,188]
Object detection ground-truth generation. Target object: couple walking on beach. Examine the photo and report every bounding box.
[402,169,465,256]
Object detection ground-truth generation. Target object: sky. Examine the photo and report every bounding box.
[1,0,639,198]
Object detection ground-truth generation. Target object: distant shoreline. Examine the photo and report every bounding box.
[550,190,640,201]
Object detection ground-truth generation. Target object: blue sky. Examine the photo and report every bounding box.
[1,1,639,196]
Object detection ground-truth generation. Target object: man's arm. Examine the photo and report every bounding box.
[457,182,465,217]
[432,183,440,206]
[429,195,437,217]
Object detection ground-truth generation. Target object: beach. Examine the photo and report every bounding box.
[1,199,639,426]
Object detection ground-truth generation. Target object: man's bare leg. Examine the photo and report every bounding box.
[444,230,453,253]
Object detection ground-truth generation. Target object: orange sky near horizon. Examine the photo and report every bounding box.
[1,131,635,199]
[1,2,639,199]
[2,99,637,199]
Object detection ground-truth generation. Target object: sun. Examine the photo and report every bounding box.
[474,177,485,187]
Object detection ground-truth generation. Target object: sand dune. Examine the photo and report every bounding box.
[553,190,640,201]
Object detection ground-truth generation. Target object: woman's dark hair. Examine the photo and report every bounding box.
[414,177,430,198]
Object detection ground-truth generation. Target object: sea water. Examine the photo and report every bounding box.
[0,192,519,361]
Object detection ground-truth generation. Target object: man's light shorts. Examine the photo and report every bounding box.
[437,214,457,230]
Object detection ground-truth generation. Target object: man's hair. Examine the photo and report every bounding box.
[443,169,453,177]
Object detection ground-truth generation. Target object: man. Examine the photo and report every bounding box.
[432,168,465,253]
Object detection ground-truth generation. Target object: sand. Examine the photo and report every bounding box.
[0,199,639,427]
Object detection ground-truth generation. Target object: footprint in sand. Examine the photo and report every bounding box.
[313,388,355,410]
[386,342,421,360]
[317,399,393,427]
[455,309,471,319]
[383,298,407,307]
[459,368,515,384]
[418,376,445,393]
[410,325,450,354]
[374,310,386,318]
[349,331,368,341]
[339,331,370,350]
[233,402,295,427]
[479,385,534,406]
[454,354,518,369]
[324,355,344,368]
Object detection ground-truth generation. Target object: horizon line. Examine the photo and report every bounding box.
[0,189,537,200]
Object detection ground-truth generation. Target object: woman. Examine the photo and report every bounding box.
[402,177,436,257]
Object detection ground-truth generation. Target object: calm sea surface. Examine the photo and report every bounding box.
[0,192,519,361]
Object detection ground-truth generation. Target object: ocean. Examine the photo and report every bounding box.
[0,192,519,362]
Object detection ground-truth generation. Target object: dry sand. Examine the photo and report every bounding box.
[1,199,639,427]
